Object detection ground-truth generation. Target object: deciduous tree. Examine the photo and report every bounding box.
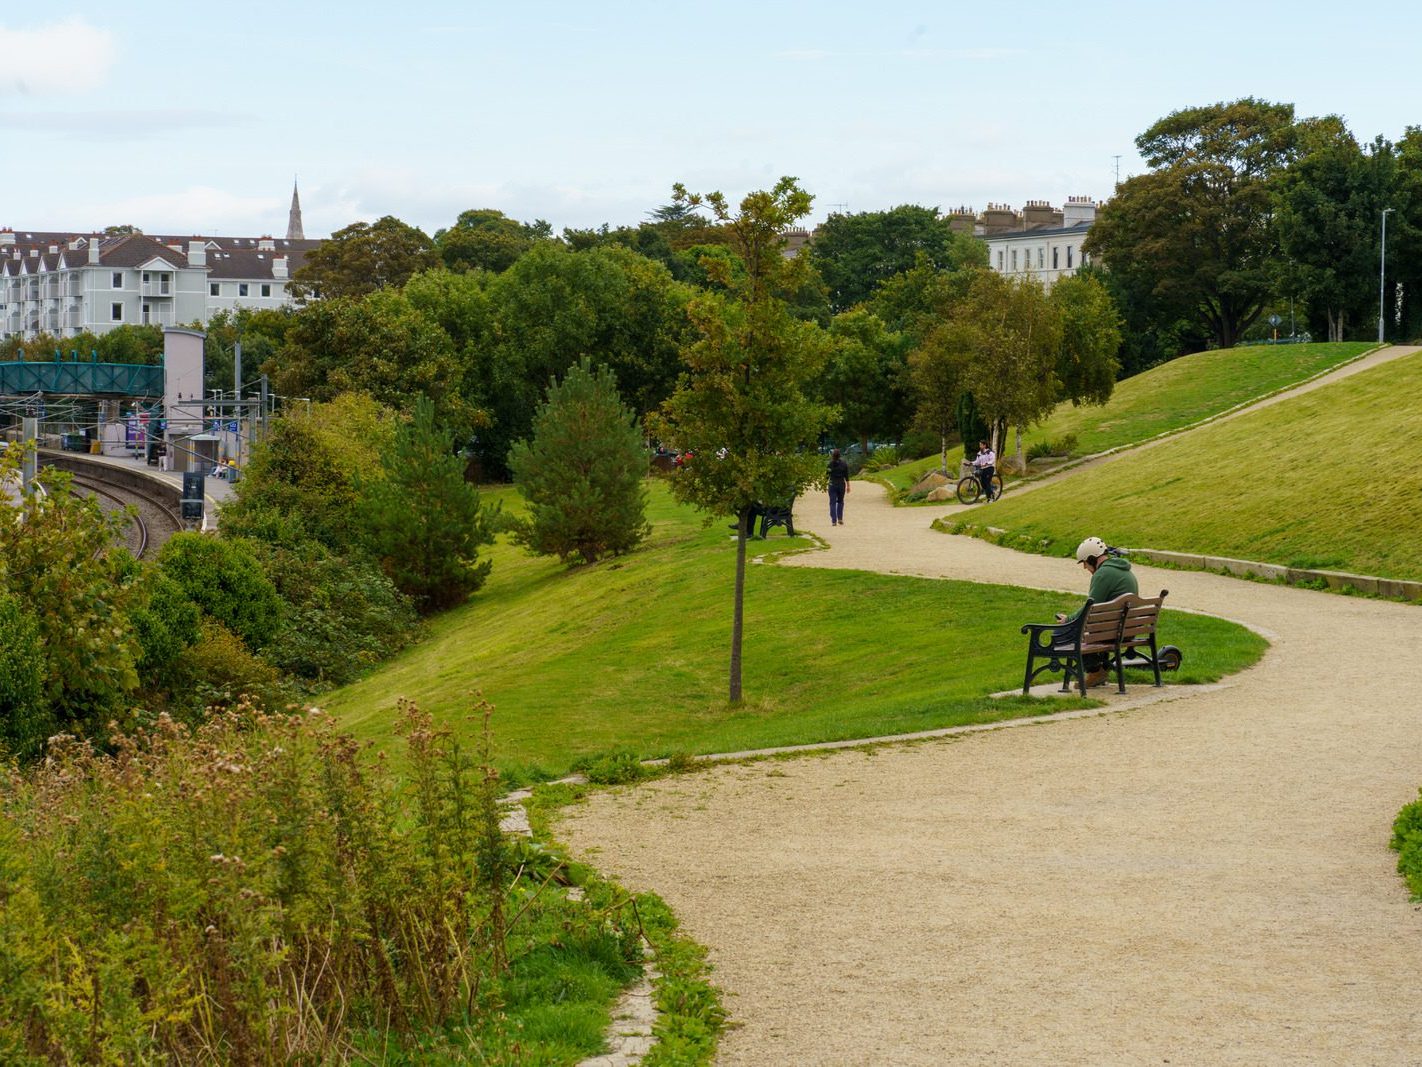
[434,208,550,274]
[809,205,986,313]
[1085,98,1300,349]
[647,177,834,703]
[289,215,439,300]
[1050,272,1121,406]
[821,309,912,452]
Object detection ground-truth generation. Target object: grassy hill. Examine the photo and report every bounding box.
[322,485,1263,778]
[1020,341,1374,459]
[945,348,1422,581]
[869,342,1373,497]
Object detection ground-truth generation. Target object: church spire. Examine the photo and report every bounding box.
[286,178,305,240]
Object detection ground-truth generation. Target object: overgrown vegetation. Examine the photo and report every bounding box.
[0,702,649,1063]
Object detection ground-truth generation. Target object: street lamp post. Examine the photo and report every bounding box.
[1379,208,1395,343]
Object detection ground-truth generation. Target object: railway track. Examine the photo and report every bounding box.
[67,473,187,559]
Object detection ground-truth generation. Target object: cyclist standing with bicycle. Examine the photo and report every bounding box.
[972,440,996,502]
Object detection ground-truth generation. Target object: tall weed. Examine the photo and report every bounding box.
[0,701,641,1062]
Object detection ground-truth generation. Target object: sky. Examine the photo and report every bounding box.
[3,1,1420,240]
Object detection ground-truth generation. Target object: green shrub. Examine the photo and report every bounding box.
[177,619,289,710]
[897,426,942,461]
[1026,432,1079,462]
[1391,789,1422,899]
[0,594,51,760]
[573,749,650,785]
[508,357,651,565]
[860,445,902,472]
[0,462,140,728]
[257,541,418,685]
[127,568,201,693]
[157,532,284,651]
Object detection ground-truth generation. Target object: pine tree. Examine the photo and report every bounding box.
[357,397,494,613]
[507,357,649,565]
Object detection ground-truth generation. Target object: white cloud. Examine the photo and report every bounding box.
[0,18,117,96]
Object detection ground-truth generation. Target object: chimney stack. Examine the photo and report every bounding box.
[187,240,207,267]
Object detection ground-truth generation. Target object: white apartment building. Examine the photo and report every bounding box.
[982,196,1098,288]
[0,230,320,342]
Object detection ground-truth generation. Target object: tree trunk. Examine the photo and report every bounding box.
[1015,425,1025,472]
[860,431,870,456]
[940,433,949,475]
[729,507,749,704]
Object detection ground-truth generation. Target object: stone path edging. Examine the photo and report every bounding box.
[498,785,661,1066]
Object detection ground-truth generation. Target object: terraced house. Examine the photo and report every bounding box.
[0,229,321,341]
[0,187,321,341]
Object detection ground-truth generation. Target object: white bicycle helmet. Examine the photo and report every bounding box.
[1075,536,1108,563]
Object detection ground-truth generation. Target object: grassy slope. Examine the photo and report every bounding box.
[1021,341,1373,458]
[948,348,1422,580]
[324,484,1264,778]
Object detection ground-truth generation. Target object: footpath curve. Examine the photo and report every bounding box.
[559,482,1422,1065]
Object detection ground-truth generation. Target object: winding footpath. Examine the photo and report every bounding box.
[560,353,1422,1065]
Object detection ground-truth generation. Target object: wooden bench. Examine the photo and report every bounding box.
[1020,590,1178,696]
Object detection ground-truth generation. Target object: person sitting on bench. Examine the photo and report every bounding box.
[1055,536,1138,687]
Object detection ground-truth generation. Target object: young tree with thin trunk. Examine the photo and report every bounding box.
[648,178,834,704]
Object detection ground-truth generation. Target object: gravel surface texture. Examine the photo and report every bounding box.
[558,355,1422,1063]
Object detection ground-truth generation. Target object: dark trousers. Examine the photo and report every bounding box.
[828,483,846,522]
[976,465,995,500]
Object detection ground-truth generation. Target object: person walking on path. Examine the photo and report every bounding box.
[972,441,997,502]
[827,449,850,526]
[1055,535,1139,685]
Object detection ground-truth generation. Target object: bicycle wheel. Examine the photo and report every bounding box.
[989,474,1004,501]
[955,476,981,505]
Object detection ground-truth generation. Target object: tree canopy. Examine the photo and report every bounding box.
[289,215,440,300]
[1086,99,1302,349]
[810,204,986,313]
[434,209,552,273]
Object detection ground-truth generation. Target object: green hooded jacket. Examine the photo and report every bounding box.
[1066,554,1138,624]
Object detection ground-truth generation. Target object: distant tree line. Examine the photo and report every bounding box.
[1086,97,1422,372]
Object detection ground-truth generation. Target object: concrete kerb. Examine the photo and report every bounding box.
[966,525,1422,604]
[1122,548,1422,602]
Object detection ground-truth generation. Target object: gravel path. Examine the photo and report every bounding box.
[559,475,1422,1063]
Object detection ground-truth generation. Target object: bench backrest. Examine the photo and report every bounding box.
[1079,598,1130,654]
[1115,591,1166,650]
[1077,589,1167,653]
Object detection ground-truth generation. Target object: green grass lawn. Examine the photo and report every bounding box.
[1021,341,1374,459]
[944,348,1422,581]
[323,484,1265,779]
